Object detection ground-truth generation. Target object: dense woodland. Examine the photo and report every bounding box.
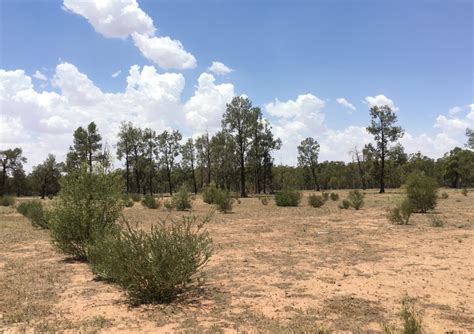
[1,96,474,198]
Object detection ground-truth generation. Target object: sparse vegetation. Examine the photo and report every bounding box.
[122,195,134,207]
[48,168,123,260]
[88,215,213,304]
[275,189,301,207]
[429,215,445,227]
[387,198,413,225]
[142,194,159,209]
[348,190,364,210]
[17,200,49,229]
[461,188,468,196]
[0,195,15,207]
[383,295,423,334]
[131,193,141,202]
[171,185,192,211]
[213,189,234,213]
[163,199,174,211]
[260,196,269,205]
[308,194,325,208]
[405,172,437,213]
[322,192,329,202]
[440,192,449,199]
[339,199,350,209]
[330,192,339,201]
[202,183,219,204]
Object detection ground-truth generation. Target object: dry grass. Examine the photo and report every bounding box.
[0,189,473,333]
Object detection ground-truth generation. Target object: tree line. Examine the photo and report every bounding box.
[1,97,474,197]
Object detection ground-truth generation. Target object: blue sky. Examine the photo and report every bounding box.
[0,0,473,168]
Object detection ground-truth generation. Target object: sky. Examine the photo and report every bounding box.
[0,0,473,170]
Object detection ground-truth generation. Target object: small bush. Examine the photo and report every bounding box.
[48,168,123,260]
[322,192,329,202]
[339,199,350,209]
[131,193,141,202]
[429,215,445,227]
[163,199,174,211]
[275,189,301,207]
[348,190,364,210]
[383,295,423,334]
[330,193,339,201]
[440,192,449,199]
[47,194,54,200]
[122,195,134,208]
[405,172,438,213]
[214,189,234,213]
[461,188,468,196]
[387,198,413,225]
[172,185,192,211]
[17,200,49,229]
[142,195,159,209]
[202,183,219,204]
[88,215,213,304]
[260,196,269,205]
[308,195,325,208]
[0,196,15,207]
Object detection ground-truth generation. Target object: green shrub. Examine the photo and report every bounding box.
[348,190,364,210]
[440,192,449,199]
[339,199,350,209]
[131,193,141,202]
[0,196,15,207]
[275,189,301,207]
[17,200,49,229]
[405,172,438,213]
[172,185,192,211]
[260,196,269,205]
[122,195,134,208]
[48,168,123,260]
[163,199,174,211]
[387,198,413,225]
[214,189,234,213]
[47,194,54,200]
[88,215,213,304]
[308,195,325,208]
[383,295,423,334]
[321,192,329,202]
[330,193,339,201]
[461,188,468,196]
[202,183,219,204]
[429,215,445,227]
[142,195,159,209]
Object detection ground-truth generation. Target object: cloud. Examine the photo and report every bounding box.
[448,106,463,115]
[131,33,197,70]
[184,72,235,132]
[111,70,121,78]
[63,0,196,70]
[63,0,155,38]
[336,97,356,112]
[364,94,398,111]
[0,63,233,169]
[208,61,233,75]
[32,70,47,81]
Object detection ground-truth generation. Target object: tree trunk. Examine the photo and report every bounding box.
[125,153,130,194]
[311,166,320,191]
[1,165,6,196]
[191,161,197,194]
[167,165,173,196]
[89,151,93,173]
[240,150,246,197]
[380,146,385,193]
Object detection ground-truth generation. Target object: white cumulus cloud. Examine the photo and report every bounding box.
[32,70,47,81]
[336,97,356,112]
[63,0,196,70]
[208,61,233,75]
[364,94,398,111]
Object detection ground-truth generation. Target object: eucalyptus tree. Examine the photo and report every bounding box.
[66,122,103,173]
[466,128,474,149]
[259,119,281,193]
[195,132,212,188]
[116,122,133,193]
[210,130,238,190]
[0,147,27,196]
[31,154,62,199]
[157,130,182,195]
[222,96,259,197]
[297,137,321,191]
[366,105,404,193]
[181,138,198,194]
[142,128,158,195]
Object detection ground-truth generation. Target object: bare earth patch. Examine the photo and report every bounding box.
[0,189,473,333]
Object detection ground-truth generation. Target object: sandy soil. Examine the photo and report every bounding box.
[0,189,473,333]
